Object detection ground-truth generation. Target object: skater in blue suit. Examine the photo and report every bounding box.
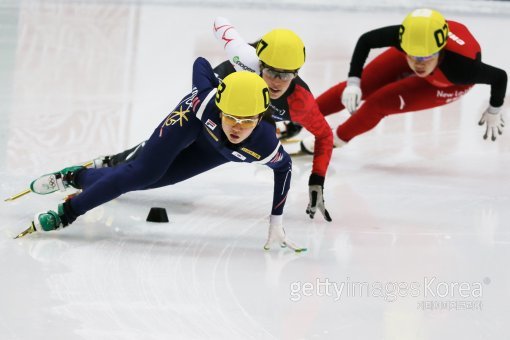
[23,57,304,251]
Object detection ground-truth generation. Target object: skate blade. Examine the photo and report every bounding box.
[289,150,311,158]
[4,189,31,202]
[14,222,37,239]
[280,138,302,144]
[4,160,94,202]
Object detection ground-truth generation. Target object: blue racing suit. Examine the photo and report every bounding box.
[68,57,292,221]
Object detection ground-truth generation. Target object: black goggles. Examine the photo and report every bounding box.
[260,62,298,81]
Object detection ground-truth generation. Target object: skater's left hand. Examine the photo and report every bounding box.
[479,105,504,141]
[306,174,332,222]
[264,215,307,252]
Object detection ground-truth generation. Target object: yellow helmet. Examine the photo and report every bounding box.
[399,8,449,57]
[256,29,306,71]
[215,71,270,117]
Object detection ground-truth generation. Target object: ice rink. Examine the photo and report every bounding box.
[1,1,509,339]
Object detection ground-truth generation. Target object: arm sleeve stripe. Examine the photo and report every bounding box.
[196,89,217,120]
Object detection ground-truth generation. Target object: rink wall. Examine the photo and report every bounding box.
[2,0,510,15]
[116,0,510,15]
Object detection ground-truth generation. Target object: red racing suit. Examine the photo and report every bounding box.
[317,21,507,142]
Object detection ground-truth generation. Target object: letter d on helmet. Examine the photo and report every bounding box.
[256,29,306,71]
[215,71,270,117]
[400,8,449,57]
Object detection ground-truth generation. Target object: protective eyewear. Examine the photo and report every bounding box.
[407,52,439,62]
[221,112,260,128]
[261,63,297,81]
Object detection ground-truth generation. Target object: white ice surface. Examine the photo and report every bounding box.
[0,2,509,340]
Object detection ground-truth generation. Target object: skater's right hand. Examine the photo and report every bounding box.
[341,77,362,114]
[213,17,233,40]
[264,215,306,252]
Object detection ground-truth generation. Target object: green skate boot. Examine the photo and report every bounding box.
[30,165,84,195]
[14,203,74,238]
[34,206,65,231]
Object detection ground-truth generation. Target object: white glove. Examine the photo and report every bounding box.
[264,215,307,252]
[307,185,332,222]
[306,174,332,222]
[478,105,504,141]
[341,77,362,114]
